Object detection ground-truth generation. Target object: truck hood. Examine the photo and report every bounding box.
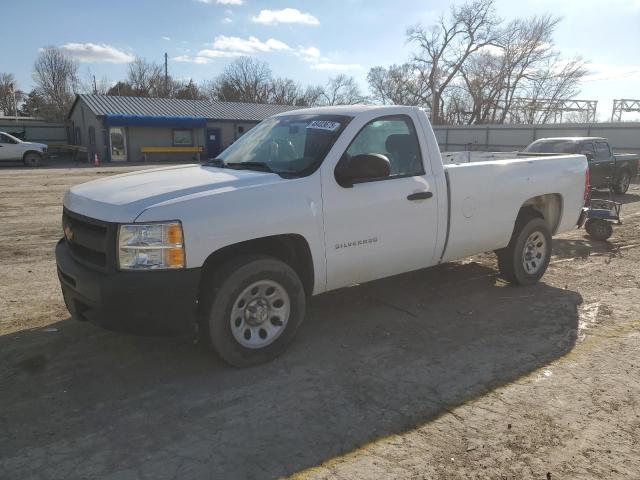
[64,164,283,222]
[22,141,47,150]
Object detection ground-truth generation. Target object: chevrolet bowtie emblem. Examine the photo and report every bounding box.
[64,225,74,242]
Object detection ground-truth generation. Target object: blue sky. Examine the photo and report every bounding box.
[4,0,640,120]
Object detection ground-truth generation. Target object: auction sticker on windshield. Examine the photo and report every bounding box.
[307,120,341,131]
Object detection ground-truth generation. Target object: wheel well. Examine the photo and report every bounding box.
[22,150,43,160]
[199,234,314,298]
[518,193,563,234]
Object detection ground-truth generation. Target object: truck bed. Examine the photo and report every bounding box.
[440,153,587,262]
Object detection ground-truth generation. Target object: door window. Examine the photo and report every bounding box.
[345,116,424,178]
[595,142,611,158]
[109,127,127,161]
[0,133,17,144]
[580,142,595,155]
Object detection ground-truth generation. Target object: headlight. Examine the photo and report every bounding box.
[118,222,185,270]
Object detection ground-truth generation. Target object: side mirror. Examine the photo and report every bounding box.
[335,153,391,188]
[583,152,594,161]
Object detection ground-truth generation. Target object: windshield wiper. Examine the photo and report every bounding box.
[226,161,275,173]
[204,158,227,167]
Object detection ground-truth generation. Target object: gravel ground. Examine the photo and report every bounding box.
[0,164,638,480]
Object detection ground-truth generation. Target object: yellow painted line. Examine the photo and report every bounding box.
[140,146,203,153]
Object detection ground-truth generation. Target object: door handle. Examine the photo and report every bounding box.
[407,191,433,201]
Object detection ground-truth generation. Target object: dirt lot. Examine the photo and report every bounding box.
[1,164,639,479]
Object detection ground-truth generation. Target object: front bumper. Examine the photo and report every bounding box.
[55,238,201,333]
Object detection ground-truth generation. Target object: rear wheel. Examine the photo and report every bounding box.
[613,169,631,194]
[585,218,613,241]
[199,255,306,367]
[23,152,43,167]
[496,216,551,286]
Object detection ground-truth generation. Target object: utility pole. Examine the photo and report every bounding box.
[10,82,18,124]
[93,75,98,95]
[164,52,168,94]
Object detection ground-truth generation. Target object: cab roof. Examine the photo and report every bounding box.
[533,137,606,142]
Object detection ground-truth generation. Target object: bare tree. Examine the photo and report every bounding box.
[0,73,24,116]
[269,77,304,105]
[32,46,79,121]
[127,57,165,97]
[207,57,272,103]
[367,63,430,106]
[320,75,366,106]
[298,85,325,107]
[407,0,500,123]
[421,13,587,124]
[174,79,205,100]
[518,55,588,124]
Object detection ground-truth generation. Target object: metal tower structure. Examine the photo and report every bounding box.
[611,99,640,122]
[509,98,598,123]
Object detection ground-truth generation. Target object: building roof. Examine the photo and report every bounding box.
[72,94,301,122]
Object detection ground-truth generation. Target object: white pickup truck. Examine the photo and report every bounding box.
[0,131,48,166]
[56,106,588,366]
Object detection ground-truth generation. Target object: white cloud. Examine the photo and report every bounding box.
[296,46,321,62]
[161,36,171,41]
[585,63,640,82]
[173,55,213,64]
[222,17,233,23]
[251,8,319,25]
[60,43,134,63]
[310,63,363,71]
[174,36,292,63]
[210,35,291,54]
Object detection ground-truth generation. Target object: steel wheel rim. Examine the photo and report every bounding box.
[230,279,290,349]
[522,231,547,275]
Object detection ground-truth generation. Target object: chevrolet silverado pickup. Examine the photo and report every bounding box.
[56,106,588,366]
[523,137,639,194]
[0,131,48,166]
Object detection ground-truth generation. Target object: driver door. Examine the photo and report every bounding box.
[0,133,20,160]
[321,113,439,291]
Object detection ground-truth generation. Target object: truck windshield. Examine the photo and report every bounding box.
[524,140,578,154]
[214,114,351,176]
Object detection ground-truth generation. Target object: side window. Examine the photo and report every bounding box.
[345,116,424,177]
[580,142,595,157]
[581,142,594,153]
[596,142,610,158]
[88,126,96,146]
[74,127,81,145]
[0,133,16,144]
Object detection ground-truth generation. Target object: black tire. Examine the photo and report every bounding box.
[585,218,613,241]
[199,255,306,367]
[496,215,552,286]
[613,169,631,194]
[23,152,43,167]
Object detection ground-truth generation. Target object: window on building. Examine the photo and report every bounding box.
[173,129,193,146]
[88,126,96,145]
[345,116,424,178]
[75,127,81,145]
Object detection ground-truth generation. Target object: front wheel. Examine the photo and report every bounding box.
[23,152,43,167]
[613,170,631,194]
[496,216,552,286]
[200,255,306,367]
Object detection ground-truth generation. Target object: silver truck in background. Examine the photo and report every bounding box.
[0,131,48,167]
